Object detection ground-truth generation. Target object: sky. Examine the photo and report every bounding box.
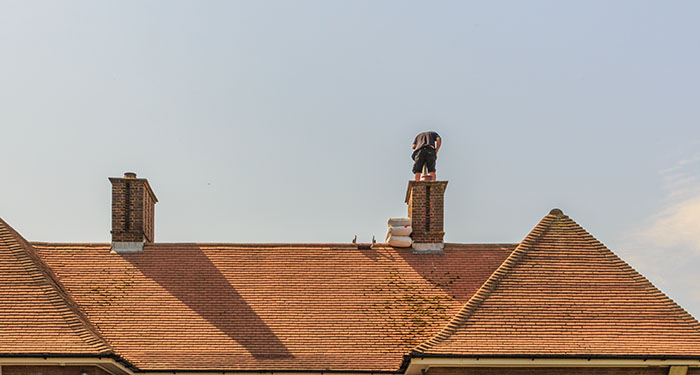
[1,1,699,318]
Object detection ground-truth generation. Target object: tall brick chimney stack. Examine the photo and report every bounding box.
[109,172,158,253]
[405,180,448,253]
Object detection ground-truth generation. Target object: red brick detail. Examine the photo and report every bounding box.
[426,367,669,375]
[109,176,157,243]
[406,181,448,243]
[2,366,111,375]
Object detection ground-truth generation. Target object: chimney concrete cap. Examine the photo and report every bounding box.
[124,172,137,179]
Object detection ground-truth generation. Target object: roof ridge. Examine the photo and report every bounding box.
[411,209,560,354]
[558,215,700,330]
[0,217,114,354]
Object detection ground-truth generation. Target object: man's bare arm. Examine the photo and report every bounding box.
[436,137,442,153]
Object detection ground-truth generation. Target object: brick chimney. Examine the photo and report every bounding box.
[109,172,158,253]
[405,180,448,253]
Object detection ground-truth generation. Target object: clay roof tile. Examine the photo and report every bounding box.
[0,217,112,356]
[413,209,700,358]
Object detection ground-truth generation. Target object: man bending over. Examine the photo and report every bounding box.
[411,131,441,181]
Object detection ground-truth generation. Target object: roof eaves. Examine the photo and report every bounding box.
[405,353,700,360]
[132,369,399,374]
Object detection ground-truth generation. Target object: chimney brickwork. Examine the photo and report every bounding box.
[405,181,448,252]
[109,173,157,252]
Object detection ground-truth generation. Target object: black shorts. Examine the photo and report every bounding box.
[412,147,436,174]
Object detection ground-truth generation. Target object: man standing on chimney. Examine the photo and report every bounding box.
[411,131,442,181]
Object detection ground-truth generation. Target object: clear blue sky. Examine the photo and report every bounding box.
[1,1,699,317]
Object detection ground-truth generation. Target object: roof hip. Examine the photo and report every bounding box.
[410,207,700,358]
[411,209,559,354]
[0,217,114,355]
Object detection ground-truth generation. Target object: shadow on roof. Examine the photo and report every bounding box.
[123,246,293,360]
[355,244,516,303]
[394,244,517,302]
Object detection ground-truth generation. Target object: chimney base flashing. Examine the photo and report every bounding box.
[111,242,144,254]
[411,242,444,254]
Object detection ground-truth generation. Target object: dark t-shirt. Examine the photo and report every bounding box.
[413,131,440,150]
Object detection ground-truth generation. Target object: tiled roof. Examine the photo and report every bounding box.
[31,241,513,371]
[0,218,111,356]
[4,208,700,372]
[414,209,700,358]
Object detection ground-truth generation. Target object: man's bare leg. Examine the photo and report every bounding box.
[429,172,436,180]
[414,173,421,181]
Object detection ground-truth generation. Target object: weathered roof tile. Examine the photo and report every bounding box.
[32,241,512,370]
[0,218,111,355]
[414,210,700,357]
